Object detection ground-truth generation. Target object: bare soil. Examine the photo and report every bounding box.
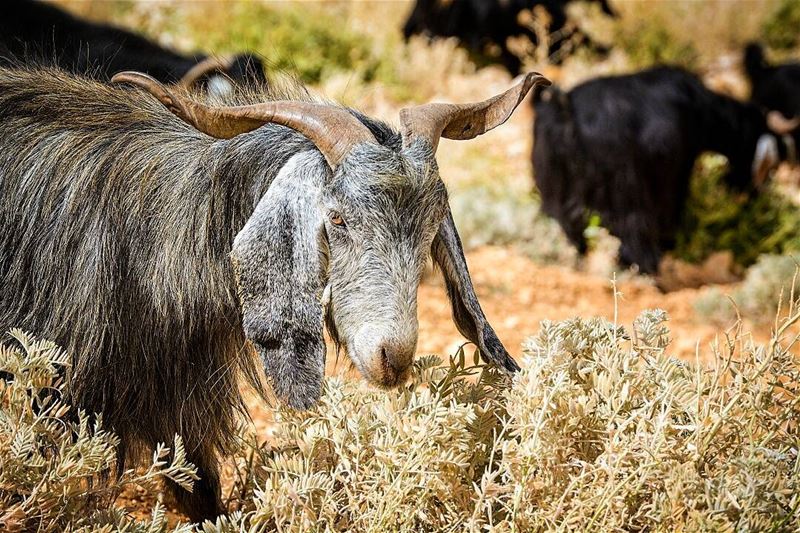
[417,246,757,363]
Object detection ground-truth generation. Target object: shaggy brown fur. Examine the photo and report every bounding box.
[0,67,323,519]
[0,65,526,522]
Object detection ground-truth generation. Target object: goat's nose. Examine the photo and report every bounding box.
[377,341,414,387]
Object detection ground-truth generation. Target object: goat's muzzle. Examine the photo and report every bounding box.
[351,324,417,388]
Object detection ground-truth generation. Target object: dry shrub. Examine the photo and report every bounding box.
[213,307,800,532]
[3,308,800,531]
[447,184,625,271]
[696,255,800,326]
[216,351,510,532]
[0,330,198,532]
[502,309,799,530]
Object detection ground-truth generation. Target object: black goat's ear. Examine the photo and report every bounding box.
[432,209,520,372]
[231,153,328,410]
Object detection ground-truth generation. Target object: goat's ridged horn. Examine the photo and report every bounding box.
[767,110,800,135]
[178,55,235,88]
[112,71,375,167]
[399,72,551,151]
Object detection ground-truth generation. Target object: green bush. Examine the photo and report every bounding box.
[763,0,800,51]
[675,155,800,266]
[193,3,378,84]
[0,330,197,532]
[616,18,699,69]
[695,253,800,325]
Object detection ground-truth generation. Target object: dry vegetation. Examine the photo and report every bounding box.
[5,0,800,530]
[225,306,800,532]
[0,330,198,532]
[4,305,800,531]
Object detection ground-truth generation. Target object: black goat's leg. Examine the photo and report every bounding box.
[169,444,223,523]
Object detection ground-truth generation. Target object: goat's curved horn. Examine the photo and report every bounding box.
[767,110,800,136]
[178,55,235,88]
[112,71,375,167]
[399,72,550,151]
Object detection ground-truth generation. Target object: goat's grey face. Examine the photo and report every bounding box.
[323,143,448,387]
[231,143,449,407]
[112,69,549,410]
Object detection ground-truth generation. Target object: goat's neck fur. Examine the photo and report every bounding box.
[700,91,766,154]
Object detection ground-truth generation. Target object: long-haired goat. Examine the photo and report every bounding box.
[0,0,266,91]
[744,42,800,149]
[0,66,547,521]
[402,0,616,74]
[532,66,788,275]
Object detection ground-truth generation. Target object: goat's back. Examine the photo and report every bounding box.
[0,67,262,463]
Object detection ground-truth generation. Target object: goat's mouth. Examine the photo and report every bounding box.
[374,358,413,389]
[324,300,415,388]
[346,345,413,389]
[360,361,412,389]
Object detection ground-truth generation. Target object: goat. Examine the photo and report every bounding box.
[0,0,266,90]
[532,66,787,274]
[402,0,616,74]
[744,42,800,150]
[0,65,548,522]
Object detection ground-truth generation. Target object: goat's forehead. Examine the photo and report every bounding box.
[329,173,446,207]
[324,143,448,214]
[330,158,445,200]
[335,142,439,185]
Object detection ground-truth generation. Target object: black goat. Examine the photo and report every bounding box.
[0,0,266,89]
[532,66,787,274]
[402,0,616,74]
[744,42,800,146]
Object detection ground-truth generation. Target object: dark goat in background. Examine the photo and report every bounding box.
[532,66,787,275]
[0,65,544,522]
[745,42,800,148]
[402,0,616,74]
[0,0,267,90]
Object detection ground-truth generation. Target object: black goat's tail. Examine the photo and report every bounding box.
[744,42,767,82]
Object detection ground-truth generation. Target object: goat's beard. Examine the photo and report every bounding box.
[324,293,345,363]
[321,282,358,374]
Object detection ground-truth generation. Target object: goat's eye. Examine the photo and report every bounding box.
[329,212,346,227]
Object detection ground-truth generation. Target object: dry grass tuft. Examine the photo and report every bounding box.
[696,256,800,326]
[448,183,577,265]
[0,330,198,532]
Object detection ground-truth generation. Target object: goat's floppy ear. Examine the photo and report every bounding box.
[232,153,328,409]
[432,209,520,372]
